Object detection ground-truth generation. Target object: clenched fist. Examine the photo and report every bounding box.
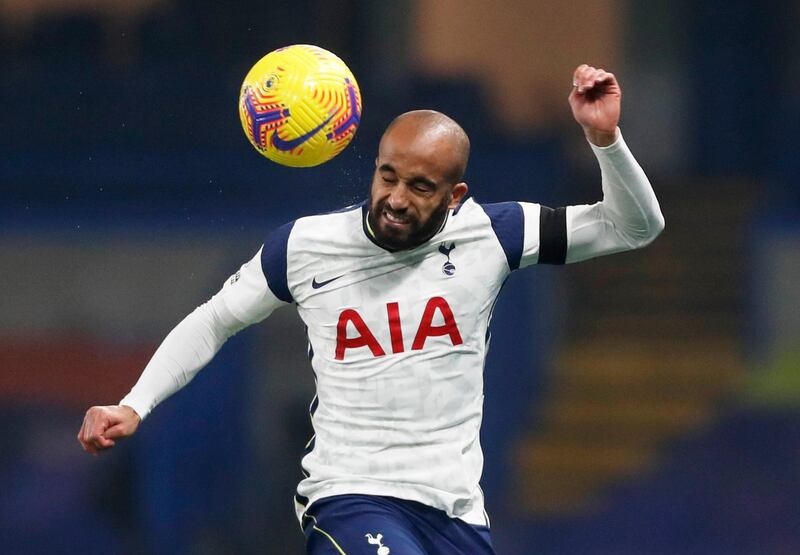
[77,405,141,455]
[568,64,622,147]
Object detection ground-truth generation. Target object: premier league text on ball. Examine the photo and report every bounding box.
[238,44,362,167]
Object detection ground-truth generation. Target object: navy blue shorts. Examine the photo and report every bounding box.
[302,494,495,555]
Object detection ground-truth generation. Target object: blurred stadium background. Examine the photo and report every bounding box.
[1,0,799,553]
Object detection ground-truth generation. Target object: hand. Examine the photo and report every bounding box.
[77,405,141,455]
[568,64,621,147]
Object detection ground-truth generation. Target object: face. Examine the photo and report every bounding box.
[368,122,468,251]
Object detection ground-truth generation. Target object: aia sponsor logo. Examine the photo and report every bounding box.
[335,296,463,360]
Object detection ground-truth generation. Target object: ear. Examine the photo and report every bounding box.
[448,182,468,209]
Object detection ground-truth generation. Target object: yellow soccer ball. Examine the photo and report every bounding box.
[238,44,362,167]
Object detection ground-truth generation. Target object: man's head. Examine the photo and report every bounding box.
[368,110,470,251]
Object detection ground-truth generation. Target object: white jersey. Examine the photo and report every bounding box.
[119,132,664,526]
[279,198,536,524]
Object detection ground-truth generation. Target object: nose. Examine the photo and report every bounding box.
[386,183,410,211]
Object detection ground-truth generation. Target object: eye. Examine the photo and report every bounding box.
[411,181,435,193]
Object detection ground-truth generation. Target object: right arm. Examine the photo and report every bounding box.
[77,246,287,454]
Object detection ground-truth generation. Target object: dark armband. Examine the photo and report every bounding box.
[538,206,567,264]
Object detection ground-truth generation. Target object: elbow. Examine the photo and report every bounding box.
[653,209,666,240]
[633,209,665,249]
[650,209,666,241]
[653,210,667,235]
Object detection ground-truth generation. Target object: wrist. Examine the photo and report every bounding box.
[119,404,142,422]
[583,127,619,147]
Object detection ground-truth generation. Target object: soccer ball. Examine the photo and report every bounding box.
[238,44,362,167]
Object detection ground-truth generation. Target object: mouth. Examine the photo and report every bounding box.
[382,209,411,228]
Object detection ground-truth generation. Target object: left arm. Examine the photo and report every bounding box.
[567,64,664,262]
[517,65,664,267]
[565,130,665,262]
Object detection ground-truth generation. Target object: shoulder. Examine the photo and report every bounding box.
[462,199,531,271]
[467,199,567,267]
[289,202,364,241]
[264,203,363,247]
[260,203,364,302]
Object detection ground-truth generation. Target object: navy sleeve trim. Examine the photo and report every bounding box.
[538,205,567,265]
[482,202,524,271]
[260,220,296,303]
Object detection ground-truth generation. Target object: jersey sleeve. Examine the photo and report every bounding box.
[219,246,288,323]
[481,201,568,269]
[518,130,664,267]
[564,131,664,263]
[118,240,292,419]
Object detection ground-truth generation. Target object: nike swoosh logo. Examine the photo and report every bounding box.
[271,113,335,151]
[311,274,344,289]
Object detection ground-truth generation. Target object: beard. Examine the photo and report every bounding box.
[368,193,451,251]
